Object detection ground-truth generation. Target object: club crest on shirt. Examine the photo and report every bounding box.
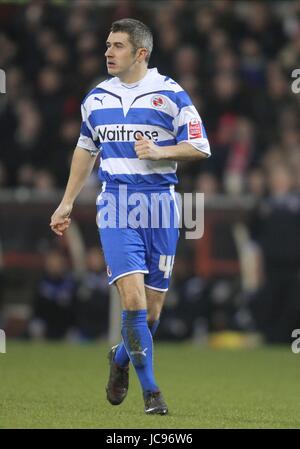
[151,95,166,109]
[188,118,202,139]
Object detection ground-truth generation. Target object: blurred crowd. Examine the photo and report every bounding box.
[1,0,300,344]
[0,0,299,197]
[26,246,110,341]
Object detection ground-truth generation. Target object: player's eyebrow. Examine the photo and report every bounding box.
[106,41,125,47]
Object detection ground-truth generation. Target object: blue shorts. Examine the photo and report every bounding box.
[96,184,180,291]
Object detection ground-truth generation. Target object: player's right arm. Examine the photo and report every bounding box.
[50,146,97,236]
[51,94,100,236]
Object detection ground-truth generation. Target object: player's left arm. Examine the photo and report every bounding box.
[135,96,210,161]
[135,138,207,161]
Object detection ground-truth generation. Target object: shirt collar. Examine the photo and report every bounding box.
[116,68,158,89]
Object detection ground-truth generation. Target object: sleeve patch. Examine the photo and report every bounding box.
[188,119,202,139]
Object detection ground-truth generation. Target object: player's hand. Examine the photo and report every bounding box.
[50,203,73,236]
[134,134,161,161]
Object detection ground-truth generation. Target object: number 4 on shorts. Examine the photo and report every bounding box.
[159,255,175,278]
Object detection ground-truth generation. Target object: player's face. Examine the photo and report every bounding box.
[105,32,138,77]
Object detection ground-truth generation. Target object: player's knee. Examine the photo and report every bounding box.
[123,298,146,310]
[147,315,160,326]
[117,284,146,310]
[147,304,162,322]
[120,288,146,309]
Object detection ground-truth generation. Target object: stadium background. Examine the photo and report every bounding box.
[1,0,300,345]
[1,0,300,430]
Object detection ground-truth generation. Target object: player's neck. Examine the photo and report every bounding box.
[118,65,148,85]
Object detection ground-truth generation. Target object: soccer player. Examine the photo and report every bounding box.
[50,18,210,415]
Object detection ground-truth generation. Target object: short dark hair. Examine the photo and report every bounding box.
[110,18,153,63]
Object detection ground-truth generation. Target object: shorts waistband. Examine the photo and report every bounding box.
[102,182,175,193]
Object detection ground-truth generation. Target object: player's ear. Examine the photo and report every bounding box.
[136,48,148,63]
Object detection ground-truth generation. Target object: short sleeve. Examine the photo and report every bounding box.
[173,91,211,157]
[77,103,100,156]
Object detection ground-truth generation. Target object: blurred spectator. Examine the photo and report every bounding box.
[66,7,90,38]
[75,247,109,340]
[223,117,255,195]
[207,28,230,55]
[76,31,101,57]
[4,66,27,102]
[27,249,76,340]
[0,33,17,67]
[239,38,265,88]
[49,117,81,186]
[203,276,241,333]
[37,66,65,132]
[78,54,103,88]
[159,252,206,340]
[250,164,300,343]
[246,168,266,198]
[152,24,180,75]
[16,164,36,190]
[33,169,57,193]
[238,1,286,56]
[205,72,247,134]
[194,6,216,43]
[14,98,43,167]
[45,43,70,70]
[216,52,239,85]
[0,163,8,188]
[174,45,200,79]
[35,28,59,52]
[194,172,219,197]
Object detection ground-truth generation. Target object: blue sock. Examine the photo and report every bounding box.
[121,309,159,394]
[114,318,160,368]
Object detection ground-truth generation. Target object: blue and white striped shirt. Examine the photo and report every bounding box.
[77,68,210,187]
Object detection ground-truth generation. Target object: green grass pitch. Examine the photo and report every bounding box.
[1,341,300,428]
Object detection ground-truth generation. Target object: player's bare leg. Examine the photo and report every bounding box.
[145,286,166,324]
[115,273,147,310]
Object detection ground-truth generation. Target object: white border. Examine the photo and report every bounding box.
[144,283,168,292]
[109,270,149,285]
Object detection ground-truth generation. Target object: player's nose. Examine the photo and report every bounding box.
[105,47,113,57]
